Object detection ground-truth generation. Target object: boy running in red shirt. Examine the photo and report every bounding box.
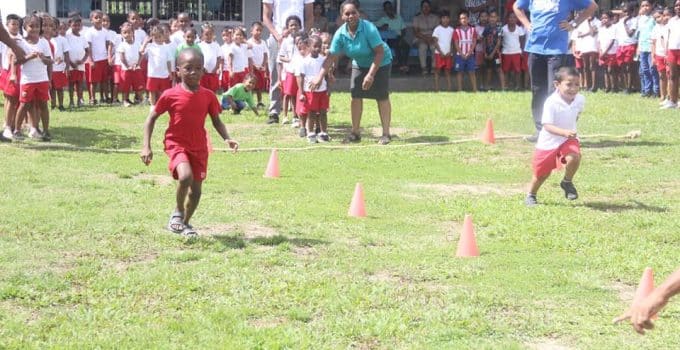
[141,48,239,236]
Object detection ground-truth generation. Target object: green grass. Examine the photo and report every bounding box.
[0,91,679,348]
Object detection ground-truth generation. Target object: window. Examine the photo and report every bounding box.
[157,0,242,21]
[105,0,153,16]
[56,0,103,18]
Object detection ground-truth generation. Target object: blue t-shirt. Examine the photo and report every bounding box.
[330,19,393,68]
[515,0,593,55]
[637,15,655,52]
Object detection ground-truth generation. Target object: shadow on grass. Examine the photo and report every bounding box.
[402,135,450,143]
[49,126,138,149]
[186,234,328,250]
[581,200,668,213]
[580,140,670,149]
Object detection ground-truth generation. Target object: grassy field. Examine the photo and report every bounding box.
[0,90,679,348]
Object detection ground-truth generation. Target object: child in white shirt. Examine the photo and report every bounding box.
[84,10,111,104]
[197,24,222,93]
[15,15,53,141]
[66,15,89,108]
[248,22,270,108]
[141,26,173,105]
[296,36,329,143]
[525,67,584,207]
[432,11,454,91]
[117,23,143,106]
[501,12,526,90]
[51,19,70,111]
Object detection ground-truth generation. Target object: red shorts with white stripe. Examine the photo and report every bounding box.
[52,71,68,89]
[20,82,50,103]
[146,77,172,92]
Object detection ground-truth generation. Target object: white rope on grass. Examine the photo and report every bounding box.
[11,130,642,154]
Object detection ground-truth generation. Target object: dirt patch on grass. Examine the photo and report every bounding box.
[370,127,413,138]
[367,270,412,285]
[133,173,174,186]
[350,337,382,349]
[248,316,288,329]
[609,280,636,303]
[408,183,524,196]
[526,339,573,350]
[111,252,159,272]
[200,222,278,239]
[293,246,318,259]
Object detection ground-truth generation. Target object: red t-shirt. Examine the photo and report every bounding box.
[154,85,221,152]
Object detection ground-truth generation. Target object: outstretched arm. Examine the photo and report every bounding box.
[616,268,680,334]
[0,25,25,62]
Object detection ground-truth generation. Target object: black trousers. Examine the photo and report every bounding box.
[528,53,568,132]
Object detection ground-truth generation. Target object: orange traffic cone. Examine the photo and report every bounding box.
[263,149,280,178]
[481,119,495,144]
[206,129,214,154]
[348,183,366,217]
[456,214,480,257]
[632,267,657,318]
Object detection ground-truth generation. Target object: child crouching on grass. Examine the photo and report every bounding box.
[221,73,260,116]
[525,67,583,207]
[141,48,239,236]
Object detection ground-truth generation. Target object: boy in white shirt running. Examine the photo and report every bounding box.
[525,67,584,207]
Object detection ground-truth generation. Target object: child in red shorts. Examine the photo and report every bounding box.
[141,47,239,236]
[297,36,330,143]
[1,14,22,140]
[84,10,110,105]
[66,15,88,108]
[51,19,70,111]
[432,11,454,92]
[248,22,269,108]
[197,23,222,93]
[117,23,144,106]
[525,67,584,207]
[15,14,53,141]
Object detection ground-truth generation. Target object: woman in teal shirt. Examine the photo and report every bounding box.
[313,0,393,145]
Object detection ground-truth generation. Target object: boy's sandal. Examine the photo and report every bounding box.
[378,135,391,145]
[167,212,185,234]
[344,132,361,143]
[181,224,198,237]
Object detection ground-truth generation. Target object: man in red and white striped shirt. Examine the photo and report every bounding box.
[454,10,478,92]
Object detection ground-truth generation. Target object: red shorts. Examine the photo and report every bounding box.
[87,60,109,84]
[200,73,220,92]
[520,52,529,72]
[140,57,148,79]
[295,94,307,116]
[52,71,68,89]
[69,70,84,83]
[616,45,636,66]
[230,70,248,88]
[667,49,680,66]
[532,138,581,178]
[2,68,21,97]
[0,69,7,91]
[434,53,453,70]
[146,77,171,92]
[251,68,268,91]
[501,53,522,73]
[304,91,329,113]
[654,55,668,75]
[221,71,231,90]
[282,72,297,97]
[599,53,618,68]
[113,65,123,84]
[20,82,51,103]
[574,53,583,69]
[475,51,485,66]
[120,69,145,93]
[165,144,208,181]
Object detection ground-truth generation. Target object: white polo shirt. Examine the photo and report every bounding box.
[536,92,585,151]
[262,0,315,33]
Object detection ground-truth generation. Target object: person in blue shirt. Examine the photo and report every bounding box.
[513,0,598,142]
[312,0,394,145]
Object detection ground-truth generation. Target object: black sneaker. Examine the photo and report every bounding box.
[560,180,578,200]
[267,113,279,124]
[525,194,538,207]
[523,132,539,143]
[0,134,11,143]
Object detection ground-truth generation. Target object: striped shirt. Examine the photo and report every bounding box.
[454,26,477,56]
